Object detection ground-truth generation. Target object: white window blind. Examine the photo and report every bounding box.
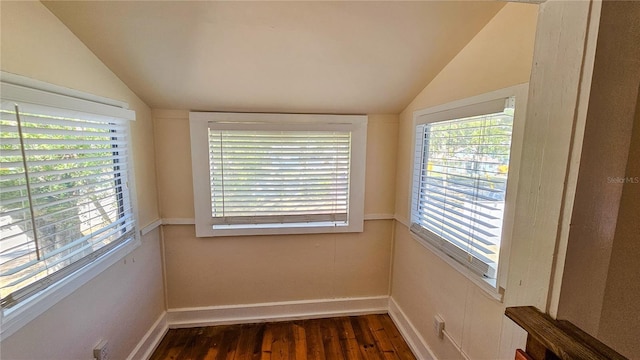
[0,98,135,309]
[208,129,351,226]
[411,97,515,279]
[190,112,367,237]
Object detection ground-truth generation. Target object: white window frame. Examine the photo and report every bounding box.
[190,112,367,237]
[410,84,528,300]
[0,72,139,339]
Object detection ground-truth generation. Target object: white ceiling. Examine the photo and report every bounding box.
[44,1,505,114]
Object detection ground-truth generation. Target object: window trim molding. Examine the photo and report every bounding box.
[0,73,140,339]
[1,71,132,111]
[409,83,529,298]
[189,112,367,237]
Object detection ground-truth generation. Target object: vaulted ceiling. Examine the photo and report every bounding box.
[43,1,505,114]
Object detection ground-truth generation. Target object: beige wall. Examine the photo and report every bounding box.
[154,111,398,307]
[164,221,393,308]
[0,2,164,359]
[391,4,538,359]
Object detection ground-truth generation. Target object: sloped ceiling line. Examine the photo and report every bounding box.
[44,1,505,114]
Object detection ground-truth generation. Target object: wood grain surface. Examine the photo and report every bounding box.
[150,314,417,360]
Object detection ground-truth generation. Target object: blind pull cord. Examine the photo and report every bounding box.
[14,105,41,261]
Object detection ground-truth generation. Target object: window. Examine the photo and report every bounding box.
[0,75,137,328]
[410,85,527,292]
[190,112,367,237]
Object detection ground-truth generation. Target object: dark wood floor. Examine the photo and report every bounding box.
[150,314,417,360]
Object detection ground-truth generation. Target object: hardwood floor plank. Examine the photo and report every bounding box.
[149,329,178,360]
[174,328,201,359]
[235,324,263,360]
[250,324,266,360]
[190,327,216,360]
[352,317,384,360]
[270,322,292,360]
[152,328,191,360]
[176,328,202,359]
[378,315,417,360]
[336,317,363,360]
[292,322,308,360]
[261,323,274,360]
[364,315,400,360]
[305,320,326,360]
[320,318,344,360]
[219,325,242,360]
[202,326,226,360]
[150,315,416,360]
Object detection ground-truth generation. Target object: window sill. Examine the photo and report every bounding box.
[198,221,364,237]
[0,237,140,340]
[408,230,504,302]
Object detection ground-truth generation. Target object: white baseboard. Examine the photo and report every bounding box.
[388,297,437,360]
[166,296,389,328]
[127,311,168,360]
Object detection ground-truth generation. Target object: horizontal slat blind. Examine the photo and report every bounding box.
[208,129,351,226]
[411,101,514,279]
[0,101,135,308]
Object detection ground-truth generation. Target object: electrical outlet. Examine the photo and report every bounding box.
[433,315,445,339]
[93,340,109,360]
